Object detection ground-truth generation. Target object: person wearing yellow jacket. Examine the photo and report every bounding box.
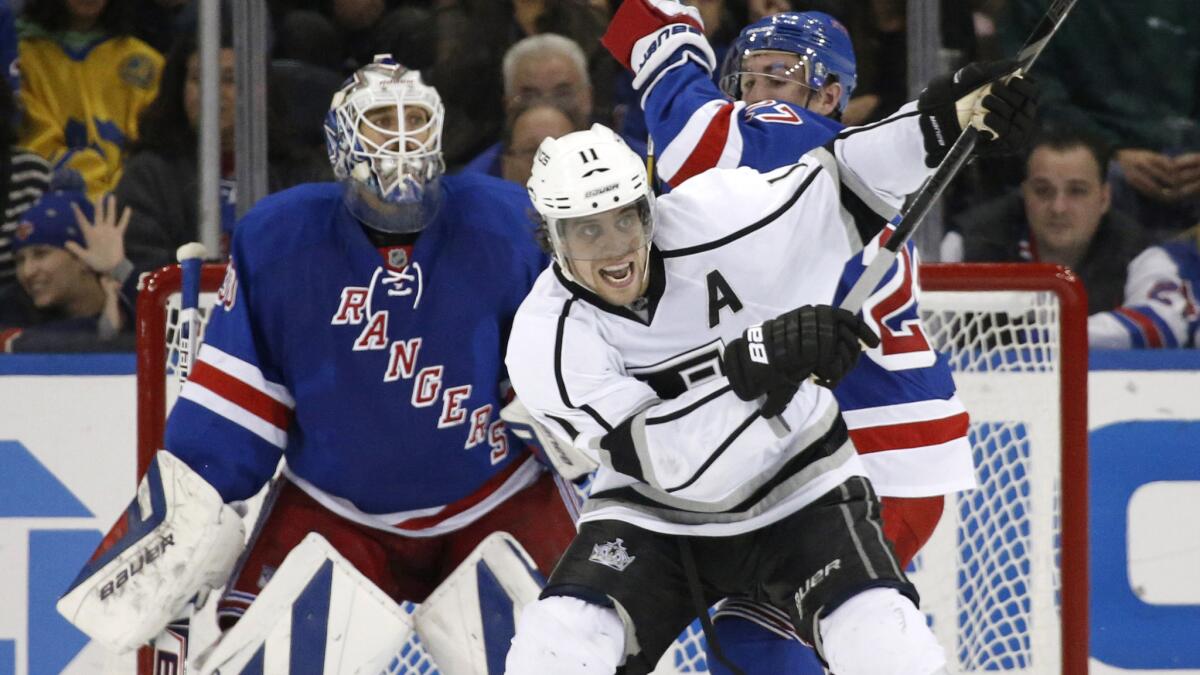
[16,0,161,198]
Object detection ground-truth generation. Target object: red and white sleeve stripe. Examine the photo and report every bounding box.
[179,344,295,448]
[841,396,975,497]
[657,99,746,186]
[1112,306,1166,348]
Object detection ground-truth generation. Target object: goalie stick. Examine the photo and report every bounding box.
[838,0,1080,314]
[175,242,208,379]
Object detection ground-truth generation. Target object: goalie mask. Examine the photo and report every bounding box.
[719,11,857,115]
[527,124,654,305]
[325,55,445,233]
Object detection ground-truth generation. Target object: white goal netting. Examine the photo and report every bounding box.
[137,263,1086,675]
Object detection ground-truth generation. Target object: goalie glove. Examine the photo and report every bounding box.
[501,398,599,481]
[601,0,715,89]
[724,305,880,413]
[917,59,1039,167]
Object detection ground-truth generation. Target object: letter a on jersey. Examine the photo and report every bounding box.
[706,270,743,327]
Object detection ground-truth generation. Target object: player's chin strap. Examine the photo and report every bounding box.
[678,538,746,675]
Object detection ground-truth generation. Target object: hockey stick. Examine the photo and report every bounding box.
[838,0,1079,315]
[175,242,208,380]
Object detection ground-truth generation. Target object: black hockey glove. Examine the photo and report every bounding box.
[917,59,1039,167]
[723,336,801,418]
[723,305,881,412]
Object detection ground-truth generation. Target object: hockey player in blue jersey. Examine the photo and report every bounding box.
[186,55,578,621]
[602,2,849,188]
[55,56,580,666]
[601,2,1038,673]
[1090,222,1200,348]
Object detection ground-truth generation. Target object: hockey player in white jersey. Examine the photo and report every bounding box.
[598,2,1038,672]
[502,58,1037,674]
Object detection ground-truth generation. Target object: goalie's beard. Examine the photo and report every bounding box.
[344,177,443,234]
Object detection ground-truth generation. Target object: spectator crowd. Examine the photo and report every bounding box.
[0,0,1197,352]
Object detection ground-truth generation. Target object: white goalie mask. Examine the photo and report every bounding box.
[325,55,446,233]
[526,124,655,285]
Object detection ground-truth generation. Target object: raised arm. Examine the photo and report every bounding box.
[834,61,1039,208]
[601,0,841,186]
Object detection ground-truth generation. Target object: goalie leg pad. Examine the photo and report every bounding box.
[505,595,626,675]
[191,532,415,675]
[818,587,947,675]
[414,532,546,675]
[56,450,245,653]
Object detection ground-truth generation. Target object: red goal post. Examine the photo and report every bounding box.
[134,261,1089,675]
[918,263,1088,675]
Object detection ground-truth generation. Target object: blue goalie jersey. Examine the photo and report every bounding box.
[165,175,549,534]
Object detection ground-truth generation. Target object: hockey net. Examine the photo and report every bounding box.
[135,262,1087,674]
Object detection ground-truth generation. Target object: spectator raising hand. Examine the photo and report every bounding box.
[0,189,137,352]
[66,194,132,278]
[99,275,124,336]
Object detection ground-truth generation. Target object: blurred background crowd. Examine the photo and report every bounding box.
[0,0,1197,352]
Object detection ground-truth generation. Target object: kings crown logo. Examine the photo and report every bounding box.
[589,538,636,572]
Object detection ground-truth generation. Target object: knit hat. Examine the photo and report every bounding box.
[10,190,94,252]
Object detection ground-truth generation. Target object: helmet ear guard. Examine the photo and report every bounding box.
[718,11,857,114]
[324,55,446,232]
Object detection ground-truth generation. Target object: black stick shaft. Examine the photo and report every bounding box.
[838,0,1078,315]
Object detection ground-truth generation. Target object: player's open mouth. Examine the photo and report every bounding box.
[599,261,635,287]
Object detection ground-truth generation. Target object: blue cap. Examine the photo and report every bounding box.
[11,190,93,252]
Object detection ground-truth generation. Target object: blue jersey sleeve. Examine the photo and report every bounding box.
[640,52,841,187]
[164,213,294,502]
[1090,238,1200,349]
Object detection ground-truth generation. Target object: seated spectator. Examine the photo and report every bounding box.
[0,75,52,293]
[460,33,594,175]
[1000,0,1200,236]
[116,32,330,269]
[499,101,580,186]
[0,189,136,352]
[433,0,608,167]
[945,126,1149,314]
[1090,223,1200,349]
[16,0,163,197]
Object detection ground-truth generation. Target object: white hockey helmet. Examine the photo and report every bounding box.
[325,55,445,232]
[527,124,654,277]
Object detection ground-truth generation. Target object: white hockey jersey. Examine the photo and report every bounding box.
[506,105,967,536]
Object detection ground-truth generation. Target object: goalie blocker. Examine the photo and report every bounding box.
[56,450,245,653]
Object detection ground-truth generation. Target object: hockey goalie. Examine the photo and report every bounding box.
[57,52,578,674]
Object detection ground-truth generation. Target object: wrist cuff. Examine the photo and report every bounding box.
[109,258,134,285]
[630,24,716,91]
